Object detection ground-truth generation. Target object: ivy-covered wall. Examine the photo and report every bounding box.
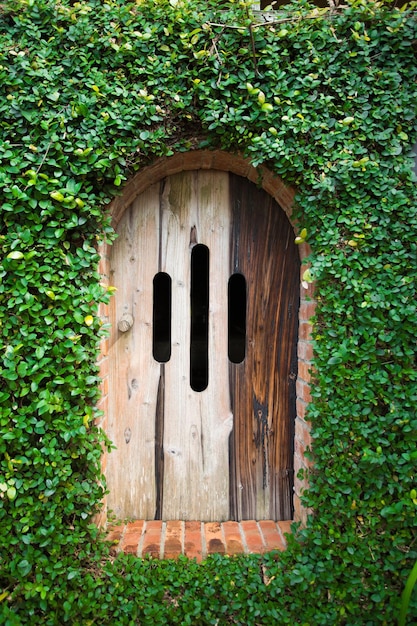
[0,0,416,623]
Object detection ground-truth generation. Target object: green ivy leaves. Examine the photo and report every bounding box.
[0,0,416,622]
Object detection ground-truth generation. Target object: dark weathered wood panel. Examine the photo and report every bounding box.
[229,175,299,521]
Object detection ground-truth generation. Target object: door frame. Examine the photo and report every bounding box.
[96,150,314,527]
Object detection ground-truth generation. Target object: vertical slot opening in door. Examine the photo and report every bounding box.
[153,272,172,363]
[228,273,246,363]
[190,244,209,391]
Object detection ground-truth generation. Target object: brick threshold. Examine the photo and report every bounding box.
[106,519,292,562]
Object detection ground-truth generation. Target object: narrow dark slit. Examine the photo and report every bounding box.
[190,244,209,392]
[228,273,247,363]
[152,272,172,363]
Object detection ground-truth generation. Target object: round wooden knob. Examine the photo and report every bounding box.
[118,313,133,332]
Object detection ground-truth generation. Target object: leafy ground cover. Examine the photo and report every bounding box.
[0,0,416,623]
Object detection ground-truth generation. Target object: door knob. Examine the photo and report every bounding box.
[118,313,133,332]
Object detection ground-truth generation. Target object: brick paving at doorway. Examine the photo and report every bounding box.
[106,520,292,562]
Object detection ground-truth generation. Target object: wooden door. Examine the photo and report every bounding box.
[107,171,299,522]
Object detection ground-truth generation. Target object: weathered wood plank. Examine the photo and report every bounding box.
[161,171,233,521]
[107,184,161,520]
[229,175,299,521]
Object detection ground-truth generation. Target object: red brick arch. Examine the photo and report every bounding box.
[97,150,314,527]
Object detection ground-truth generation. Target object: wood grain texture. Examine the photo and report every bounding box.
[106,171,299,522]
[229,175,299,521]
[107,184,161,519]
[160,171,233,521]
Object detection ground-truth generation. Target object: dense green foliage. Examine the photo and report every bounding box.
[0,0,416,623]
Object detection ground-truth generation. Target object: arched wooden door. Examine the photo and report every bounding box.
[107,171,299,522]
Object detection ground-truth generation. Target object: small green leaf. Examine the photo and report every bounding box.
[7,486,17,500]
[295,228,308,245]
[17,559,32,576]
[246,82,259,96]
[84,315,94,326]
[328,356,343,365]
[7,251,24,260]
[50,191,65,202]
[302,268,313,283]
[46,91,60,102]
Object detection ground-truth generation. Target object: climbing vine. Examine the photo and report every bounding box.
[0,0,416,623]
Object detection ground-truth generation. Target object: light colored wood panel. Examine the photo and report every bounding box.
[161,171,233,521]
[107,184,161,520]
[159,173,194,520]
[194,170,233,520]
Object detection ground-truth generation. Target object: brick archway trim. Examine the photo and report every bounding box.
[97,150,313,527]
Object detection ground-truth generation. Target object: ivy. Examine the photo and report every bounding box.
[0,0,416,623]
